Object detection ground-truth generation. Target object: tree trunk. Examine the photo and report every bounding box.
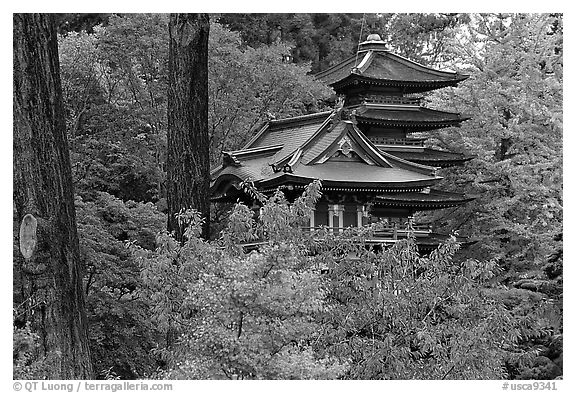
[13,13,93,379]
[167,13,210,241]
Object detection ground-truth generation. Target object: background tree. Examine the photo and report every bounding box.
[55,13,111,35]
[13,13,93,379]
[59,15,168,204]
[421,13,563,379]
[166,13,211,241]
[207,23,331,164]
[56,15,330,207]
[430,13,562,267]
[76,193,165,378]
[217,13,468,72]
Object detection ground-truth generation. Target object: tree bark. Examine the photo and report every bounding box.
[167,13,211,241]
[13,13,93,379]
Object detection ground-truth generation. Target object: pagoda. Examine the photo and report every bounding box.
[210,34,473,251]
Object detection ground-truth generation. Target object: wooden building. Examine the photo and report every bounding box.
[210,34,473,250]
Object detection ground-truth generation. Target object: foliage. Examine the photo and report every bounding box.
[313,230,526,379]
[426,13,562,268]
[59,14,168,203]
[56,13,111,35]
[421,13,563,379]
[136,182,347,379]
[75,192,166,378]
[383,13,471,67]
[135,181,528,379]
[217,13,469,72]
[13,323,55,379]
[58,15,330,204]
[207,23,332,163]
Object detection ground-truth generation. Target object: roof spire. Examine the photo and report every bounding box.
[358,33,388,51]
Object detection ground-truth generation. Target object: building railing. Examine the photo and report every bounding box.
[350,94,422,106]
[369,137,425,146]
[238,223,433,251]
[301,223,432,238]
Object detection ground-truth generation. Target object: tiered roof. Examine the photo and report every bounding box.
[315,36,469,94]
[353,103,469,130]
[382,147,473,167]
[374,189,474,210]
[210,112,445,200]
[211,34,472,211]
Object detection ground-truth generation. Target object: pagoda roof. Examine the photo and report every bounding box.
[354,104,469,129]
[211,109,444,199]
[315,46,468,94]
[257,163,439,191]
[373,189,474,210]
[378,146,474,167]
[243,111,333,164]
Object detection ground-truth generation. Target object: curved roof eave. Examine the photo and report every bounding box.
[210,173,246,194]
[258,173,438,190]
[316,49,469,88]
[332,74,467,90]
[383,50,469,80]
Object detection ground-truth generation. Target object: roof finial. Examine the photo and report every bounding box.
[366,33,382,42]
[358,32,387,51]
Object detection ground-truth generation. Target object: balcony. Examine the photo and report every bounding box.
[238,222,434,252]
[302,222,431,237]
[348,94,422,107]
[369,137,425,146]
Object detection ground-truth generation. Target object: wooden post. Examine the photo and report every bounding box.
[330,204,343,233]
[356,205,364,228]
[309,208,316,231]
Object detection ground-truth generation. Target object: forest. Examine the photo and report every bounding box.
[13,13,562,381]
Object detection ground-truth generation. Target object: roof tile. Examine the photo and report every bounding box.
[316,51,468,87]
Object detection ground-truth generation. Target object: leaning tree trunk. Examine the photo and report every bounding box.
[13,13,93,379]
[167,13,211,241]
